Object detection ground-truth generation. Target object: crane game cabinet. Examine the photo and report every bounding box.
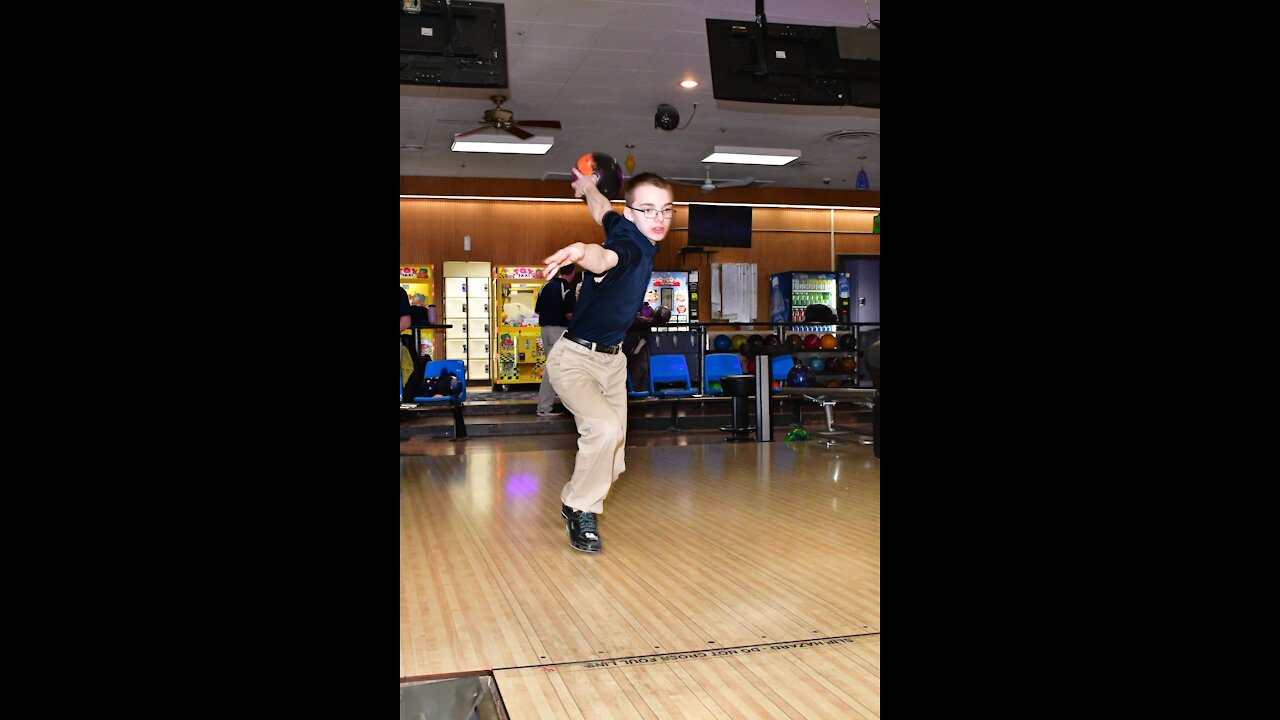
[493,265,547,391]
[400,264,436,358]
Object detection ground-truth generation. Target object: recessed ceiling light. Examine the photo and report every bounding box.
[451,134,554,154]
[680,80,698,88]
[702,146,800,165]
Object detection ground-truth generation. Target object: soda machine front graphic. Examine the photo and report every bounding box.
[769,271,851,323]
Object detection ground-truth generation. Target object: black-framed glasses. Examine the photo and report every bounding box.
[626,206,675,220]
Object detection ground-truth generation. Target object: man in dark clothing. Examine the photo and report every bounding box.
[400,286,412,333]
[407,292,431,326]
[541,169,674,553]
[533,264,577,416]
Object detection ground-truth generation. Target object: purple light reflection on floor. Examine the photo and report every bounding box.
[505,474,540,498]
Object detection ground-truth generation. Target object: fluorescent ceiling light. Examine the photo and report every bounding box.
[701,146,800,165]
[451,134,554,154]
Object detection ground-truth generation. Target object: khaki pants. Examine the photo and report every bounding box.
[547,337,629,514]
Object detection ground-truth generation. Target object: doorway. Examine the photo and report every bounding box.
[839,255,879,387]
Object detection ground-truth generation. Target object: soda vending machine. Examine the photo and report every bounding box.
[643,269,699,332]
[768,271,852,324]
[492,265,547,390]
[399,264,435,358]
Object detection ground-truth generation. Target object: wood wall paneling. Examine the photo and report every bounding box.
[402,178,880,321]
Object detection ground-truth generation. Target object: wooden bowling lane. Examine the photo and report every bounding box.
[400,435,880,707]
[492,635,881,720]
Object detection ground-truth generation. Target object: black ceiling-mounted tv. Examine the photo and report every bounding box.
[400,1,509,88]
[705,18,879,108]
[688,204,753,248]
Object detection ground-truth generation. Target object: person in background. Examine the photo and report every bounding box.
[400,286,412,333]
[401,286,414,399]
[540,169,673,553]
[533,264,577,417]
[408,292,431,325]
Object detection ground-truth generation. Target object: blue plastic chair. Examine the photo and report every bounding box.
[648,354,696,397]
[769,354,797,392]
[702,353,744,395]
[627,370,649,398]
[416,359,467,402]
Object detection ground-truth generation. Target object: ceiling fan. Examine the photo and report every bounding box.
[671,168,765,194]
[447,95,562,139]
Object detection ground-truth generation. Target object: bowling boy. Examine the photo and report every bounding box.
[541,166,675,552]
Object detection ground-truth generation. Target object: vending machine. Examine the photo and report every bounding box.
[643,269,699,332]
[768,271,852,324]
[399,265,435,358]
[492,265,548,389]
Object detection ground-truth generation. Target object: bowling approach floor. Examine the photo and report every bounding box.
[400,425,881,718]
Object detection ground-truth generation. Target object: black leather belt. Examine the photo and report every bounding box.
[562,332,621,354]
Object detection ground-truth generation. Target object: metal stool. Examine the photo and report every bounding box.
[720,374,755,442]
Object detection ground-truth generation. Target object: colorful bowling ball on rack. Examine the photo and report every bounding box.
[825,356,842,372]
[839,333,856,350]
[730,334,747,352]
[786,334,804,350]
[807,356,826,373]
[575,152,624,199]
[713,334,732,351]
[819,333,838,350]
[764,334,781,346]
[803,334,821,350]
[787,364,816,388]
[839,357,858,373]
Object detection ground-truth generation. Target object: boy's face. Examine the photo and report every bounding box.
[623,183,676,244]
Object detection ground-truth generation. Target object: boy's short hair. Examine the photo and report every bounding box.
[625,172,673,205]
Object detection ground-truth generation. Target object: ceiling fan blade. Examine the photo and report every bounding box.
[717,176,755,189]
[454,125,493,138]
[516,120,561,129]
[505,125,534,140]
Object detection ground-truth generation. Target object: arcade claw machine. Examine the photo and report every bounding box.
[493,265,548,391]
[399,265,435,358]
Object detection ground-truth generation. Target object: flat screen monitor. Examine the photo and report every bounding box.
[705,18,879,108]
[400,1,509,88]
[688,204,752,248]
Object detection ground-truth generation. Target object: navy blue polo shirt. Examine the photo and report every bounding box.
[567,211,659,347]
